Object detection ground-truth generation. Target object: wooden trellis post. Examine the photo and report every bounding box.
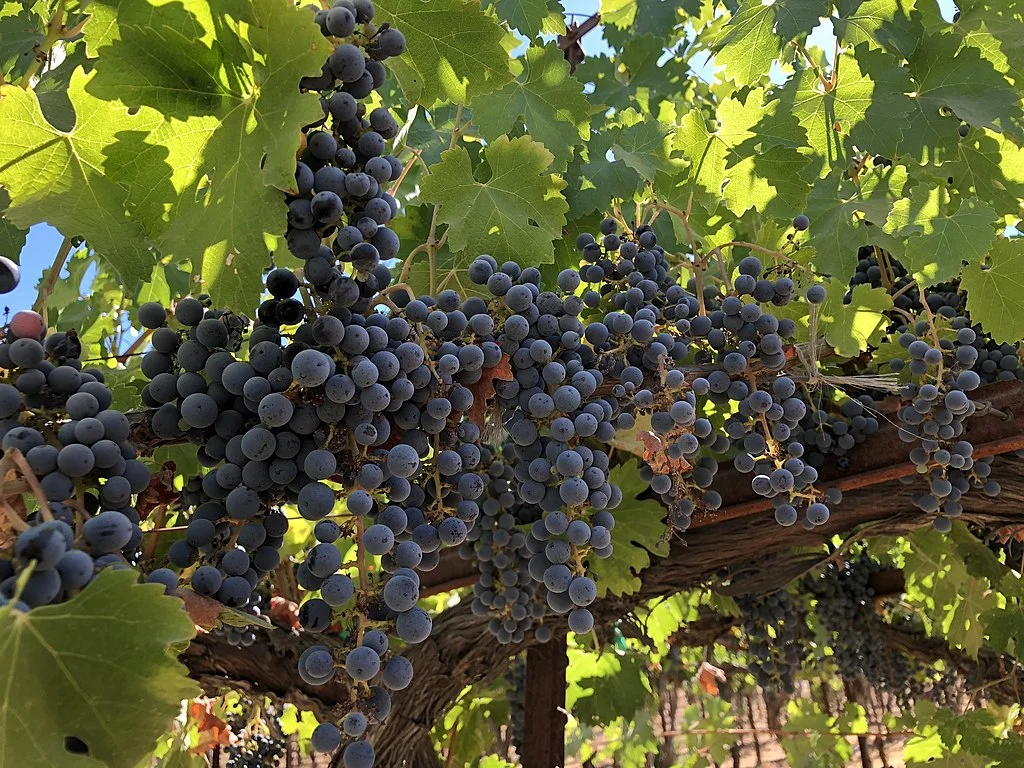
[522,635,569,767]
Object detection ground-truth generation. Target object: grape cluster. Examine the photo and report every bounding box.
[0,310,153,610]
[789,393,880,473]
[464,444,549,643]
[846,245,964,319]
[225,703,286,768]
[269,0,407,327]
[573,222,840,530]
[807,554,917,705]
[887,318,999,530]
[735,589,805,693]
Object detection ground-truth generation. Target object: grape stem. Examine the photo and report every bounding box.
[141,505,168,561]
[33,236,74,327]
[791,41,832,92]
[116,329,153,365]
[400,105,468,293]
[355,514,367,645]
[6,448,53,523]
[18,0,81,89]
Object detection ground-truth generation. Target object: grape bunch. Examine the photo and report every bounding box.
[464,444,549,643]
[565,218,842,531]
[807,554,918,705]
[887,318,999,530]
[225,701,286,768]
[0,309,155,611]
[268,0,407,327]
[735,589,805,693]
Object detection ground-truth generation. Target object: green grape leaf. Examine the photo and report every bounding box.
[804,163,909,278]
[955,0,1024,82]
[769,45,913,175]
[0,189,28,264]
[471,45,595,170]
[901,33,1024,162]
[713,0,829,86]
[87,0,332,309]
[911,32,1024,138]
[982,572,1024,655]
[832,0,923,59]
[0,0,46,81]
[491,0,562,39]
[960,238,1024,344]
[0,569,198,768]
[373,0,513,107]
[0,68,162,290]
[590,459,669,598]
[815,280,893,358]
[944,127,1024,218]
[611,109,681,179]
[904,523,996,658]
[568,651,651,726]
[674,90,810,217]
[418,135,568,268]
[565,128,642,216]
[884,186,997,285]
[948,579,997,659]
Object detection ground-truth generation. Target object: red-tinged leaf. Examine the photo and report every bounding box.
[270,595,300,629]
[638,431,692,475]
[136,461,178,518]
[189,699,232,753]
[466,354,513,430]
[179,588,223,630]
[697,661,726,695]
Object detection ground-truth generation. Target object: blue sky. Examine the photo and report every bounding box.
[9,0,957,314]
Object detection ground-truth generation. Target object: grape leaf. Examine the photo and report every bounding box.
[418,135,568,267]
[471,45,596,170]
[611,109,681,179]
[954,0,1024,83]
[0,190,28,265]
[0,569,198,768]
[981,572,1024,655]
[373,0,513,107]
[804,163,908,278]
[832,0,923,59]
[948,579,997,659]
[960,238,1024,344]
[564,128,642,216]
[767,44,913,175]
[0,0,45,81]
[713,0,829,86]
[674,90,810,217]
[590,459,669,598]
[944,127,1024,217]
[901,33,1024,162]
[602,0,686,49]
[87,0,332,309]
[884,186,997,285]
[0,68,162,290]
[491,0,562,39]
[816,280,893,358]
[567,651,651,726]
[904,523,996,657]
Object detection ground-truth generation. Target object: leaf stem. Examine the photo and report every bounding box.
[19,0,67,89]
[34,236,74,327]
